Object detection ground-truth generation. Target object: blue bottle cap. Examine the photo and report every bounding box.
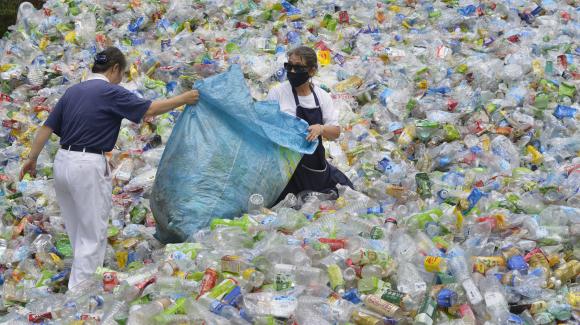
[127,251,137,265]
[292,21,304,29]
[90,295,104,308]
[437,189,449,200]
[464,188,484,213]
[439,156,450,167]
[367,206,384,214]
[342,288,361,304]
[128,16,147,33]
[383,317,398,325]
[275,68,286,82]
[379,88,394,106]
[508,313,525,324]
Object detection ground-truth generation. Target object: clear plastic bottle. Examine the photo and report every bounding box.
[447,248,484,308]
[27,58,44,87]
[300,194,321,219]
[198,296,250,325]
[247,193,264,215]
[271,193,298,211]
[16,2,35,27]
[479,276,510,324]
[241,268,265,290]
[242,291,299,318]
[127,298,171,325]
[271,263,325,287]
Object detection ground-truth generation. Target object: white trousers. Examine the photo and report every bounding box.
[53,149,112,290]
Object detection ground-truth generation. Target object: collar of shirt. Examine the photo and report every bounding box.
[86,73,110,82]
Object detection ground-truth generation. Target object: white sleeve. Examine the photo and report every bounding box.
[319,90,340,126]
[267,86,280,101]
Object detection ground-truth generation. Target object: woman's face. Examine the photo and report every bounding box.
[108,64,125,84]
[289,54,315,77]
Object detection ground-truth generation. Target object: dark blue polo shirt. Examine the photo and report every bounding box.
[44,78,151,152]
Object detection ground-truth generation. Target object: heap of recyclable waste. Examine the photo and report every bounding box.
[0,0,579,323]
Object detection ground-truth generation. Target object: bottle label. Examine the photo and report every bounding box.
[221,255,243,274]
[370,226,384,239]
[352,310,382,325]
[567,292,579,308]
[424,256,444,272]
[274,264,294,273]
[462,279,483,305]
[524,247,545,262]
[358,276,379,293]
[28,312,53,322]
[242,268,255,281]
[397,284,411,294]
[472,256,506,274]
[317,50,331,66]
[197,268,218,298]
[318,238,346,251]
[161,39,171,51]
[530,300,548,314]
[414,282,427,292]
[458,304,475,320]
[208,278,237,299]
[327,264,344,290]
[419,297,437,317]
[275,274,293,291]
[365,294,399,317]
[484,292,507,307]
[273,294,297,301]
[381,288,405,304]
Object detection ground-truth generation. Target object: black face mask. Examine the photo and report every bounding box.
[287,70,310,88]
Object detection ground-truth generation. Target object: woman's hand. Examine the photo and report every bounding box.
[179,90,199,105]
[306,124,324,142]
[145,90,200,118]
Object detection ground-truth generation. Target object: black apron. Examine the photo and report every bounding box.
[276,85,353,203]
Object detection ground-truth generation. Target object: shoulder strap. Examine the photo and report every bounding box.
[310,84,321,107]
[291,86,300,107]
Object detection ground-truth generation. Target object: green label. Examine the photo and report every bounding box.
[381,288,405,304]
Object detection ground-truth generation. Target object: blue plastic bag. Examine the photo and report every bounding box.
[151,65,317,243]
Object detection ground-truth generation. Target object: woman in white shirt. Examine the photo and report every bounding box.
[268,46,352,202]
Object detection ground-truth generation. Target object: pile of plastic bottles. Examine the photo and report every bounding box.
[0,0,578,324]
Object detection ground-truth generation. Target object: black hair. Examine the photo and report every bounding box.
[288,46,318,70]
[91,47,127,74]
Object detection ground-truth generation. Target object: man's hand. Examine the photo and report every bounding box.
[20,158,37,180]
[306,124,324,142]
[180,90,199,105]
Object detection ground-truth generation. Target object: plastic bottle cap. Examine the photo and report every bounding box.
[157,298,172,308]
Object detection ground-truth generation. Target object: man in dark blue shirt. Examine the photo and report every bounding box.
[19,47,199,291]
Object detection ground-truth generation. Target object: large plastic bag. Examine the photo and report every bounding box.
[151,65,317,243]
